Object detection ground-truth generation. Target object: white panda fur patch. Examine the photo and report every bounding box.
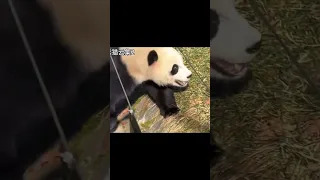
[210,0,261,80]
[119,47,192,87]
[210,0,262,97]
[38,0,109,72]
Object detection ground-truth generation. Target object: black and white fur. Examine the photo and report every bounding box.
[210,0,262,165]
[0,0,109,179]
[110,47,192,132]
[210,0,262,97]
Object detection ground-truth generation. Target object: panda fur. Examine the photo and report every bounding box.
[210,137,225,167]
[0,0,109,179]
[110,47,192,132]
[210,0,262,97]
[210,0,262,166]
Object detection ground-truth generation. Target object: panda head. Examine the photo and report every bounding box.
[210,0,262,96]
[37,0,110,71]
[120,47,192,88]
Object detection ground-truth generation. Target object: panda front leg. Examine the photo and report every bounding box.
[158,88,180,118]
[144,82,180,118]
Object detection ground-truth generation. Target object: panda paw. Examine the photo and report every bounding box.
[161,106,180,118]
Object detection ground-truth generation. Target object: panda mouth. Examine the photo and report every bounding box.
[211,57,248,77]
[175,80,188,87]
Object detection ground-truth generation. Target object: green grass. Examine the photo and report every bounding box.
[173,47,210,132]
[211,0,320,179]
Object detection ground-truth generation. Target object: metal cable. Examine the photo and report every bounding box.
[8,0,83,178]
[110,53,141,133]
[110,54,134,113]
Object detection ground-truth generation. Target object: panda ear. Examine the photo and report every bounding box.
[147,50,158,66]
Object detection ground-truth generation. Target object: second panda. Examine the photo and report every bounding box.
[110,47,192,132]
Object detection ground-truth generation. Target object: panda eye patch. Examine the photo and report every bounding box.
[171,64,179,75]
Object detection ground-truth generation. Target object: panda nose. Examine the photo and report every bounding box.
[187,74,192,78]
[246,40,262,54]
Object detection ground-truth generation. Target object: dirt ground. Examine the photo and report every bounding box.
[211,0,320,179]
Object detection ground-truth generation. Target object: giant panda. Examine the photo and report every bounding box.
[210,0,262,165]
[110,47,192,132]
[210,0,262,97]
[0,0,109,179]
